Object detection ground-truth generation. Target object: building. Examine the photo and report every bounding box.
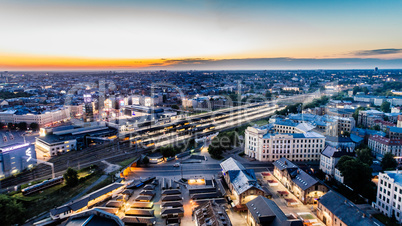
[273,158,328,204]
[245,123,325,162]
[351,127,386,143]
[373,119,395,131]
[317,190,383,226]
[334,168,344,183]
[388,126,402,140]
[358,110,384,127]
[220,158,267,206]
[0,142,36,178]
[64,208,124,226]
[319,146,355,179]
[374,171,402,223]
[325,136,356,151]
[194,200,232,226]
[246,196,303,226]
[148,152,164,164]
[35,125,117,160]
[83,94,95,122]
[50,182,125,219]
[0,108,70,127]
[368,135,402,162]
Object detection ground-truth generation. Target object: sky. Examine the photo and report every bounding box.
[1,0,402,70]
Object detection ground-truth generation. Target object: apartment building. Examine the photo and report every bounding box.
[374,171,402,223]
[368,135,402,162]
[319,146,355,179]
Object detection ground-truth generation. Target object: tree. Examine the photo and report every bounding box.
[352,107,366,121]
[7,122,15,130]
[208,137,223,159]
[171,105,179,110]
[362,87,369,95]
[372,125,381,131]
[142,156,149,165]
[0,194,26,225]
[208,146,223,159]
[381,152,397,170]
[357,148,373,165]
[29,122,39,131]
[337,156,372,192]
[381,101,391,113]
[353,86,362,95]
[17,122,27,131]
[159,146,177,157]
[63,168,79,187]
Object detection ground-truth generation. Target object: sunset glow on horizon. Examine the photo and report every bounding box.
[1,0,402,70]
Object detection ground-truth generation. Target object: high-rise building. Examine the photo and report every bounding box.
[83,94,94,122]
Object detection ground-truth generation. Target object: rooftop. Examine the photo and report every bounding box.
[246,196,303,226]
[318,191,383,226]
[321,145,355,158]
[369,135,402,146]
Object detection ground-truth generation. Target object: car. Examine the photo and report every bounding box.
[173,163,180,167]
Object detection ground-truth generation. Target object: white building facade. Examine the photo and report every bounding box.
[375,171,402,223]
[368,135,402,161]
[245,126,325,162]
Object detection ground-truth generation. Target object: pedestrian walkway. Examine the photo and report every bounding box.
[257,170,325,226]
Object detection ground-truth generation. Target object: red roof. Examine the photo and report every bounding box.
[374,119,395,127]
[369,135,402,146]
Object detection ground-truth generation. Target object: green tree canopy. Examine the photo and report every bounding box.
[0,194,26,226]
[381,152,397,171]
[208,137,224,159]
[337,156,372,192]
[381,101,391,113]
[63,167,79,187]
[142,156,149,165]
[29,122,39,131]
[17,122,28,131]
[357,148,373,166]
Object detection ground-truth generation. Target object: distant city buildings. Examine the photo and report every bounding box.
[0,108,70,127]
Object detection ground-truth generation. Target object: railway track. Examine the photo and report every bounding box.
[0,95,304,190]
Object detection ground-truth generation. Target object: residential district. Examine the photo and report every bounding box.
[1,69,402,226]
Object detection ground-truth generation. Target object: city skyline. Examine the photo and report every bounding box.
[1,0,402,70]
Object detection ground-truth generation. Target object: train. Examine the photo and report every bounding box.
[120,102,269,147]
[22,176,64,196]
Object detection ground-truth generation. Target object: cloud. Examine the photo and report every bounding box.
[142,57,402,70]
[353,48,402,56]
